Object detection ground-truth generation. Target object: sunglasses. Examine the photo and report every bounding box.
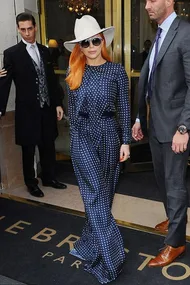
[80,37,103,48]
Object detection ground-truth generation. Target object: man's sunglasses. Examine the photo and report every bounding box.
[80,37,103,48]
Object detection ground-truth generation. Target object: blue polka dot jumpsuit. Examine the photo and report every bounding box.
[67,61,131,283]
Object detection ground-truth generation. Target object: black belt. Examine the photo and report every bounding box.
[79,111,116,118]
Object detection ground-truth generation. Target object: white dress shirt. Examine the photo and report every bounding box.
[22,38,41,67]
[149,12,177,76]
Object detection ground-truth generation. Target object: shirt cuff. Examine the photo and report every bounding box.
[135,118,140,123]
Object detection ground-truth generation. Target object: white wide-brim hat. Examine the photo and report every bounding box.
[64,15,114,52]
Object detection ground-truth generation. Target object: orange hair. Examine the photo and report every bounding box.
[66,34,112,90]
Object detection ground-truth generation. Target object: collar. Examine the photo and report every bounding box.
[159,12,177,33]
[22,38,37,48]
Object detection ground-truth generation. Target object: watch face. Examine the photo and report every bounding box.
[178,125,187,134]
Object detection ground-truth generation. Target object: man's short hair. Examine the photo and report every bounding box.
[16,13,36,27]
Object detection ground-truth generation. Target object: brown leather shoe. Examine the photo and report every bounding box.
[148,245,186,267]
[155,219,169,232]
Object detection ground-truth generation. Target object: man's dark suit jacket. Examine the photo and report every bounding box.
[138,17,190,142]
[0,41,62,146]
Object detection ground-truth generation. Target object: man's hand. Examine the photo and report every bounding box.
[172,131,189,154]
[56,106,64,121]
[120,144,130,162]
[0,69,7,78]
[132,122,144,141]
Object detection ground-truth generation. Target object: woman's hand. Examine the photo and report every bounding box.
[56,106,64,121]
[0,69,7,78]
[120,144,130,162]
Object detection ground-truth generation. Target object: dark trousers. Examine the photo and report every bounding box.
[22,141,56,187]
[149,118,189,247]
[21,105,56,187]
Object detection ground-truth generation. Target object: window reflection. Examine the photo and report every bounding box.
[175,1,190,22]
[44,0,105,71]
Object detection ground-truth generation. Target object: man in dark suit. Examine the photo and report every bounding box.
[0,13,67,197]
[132,0,190,266]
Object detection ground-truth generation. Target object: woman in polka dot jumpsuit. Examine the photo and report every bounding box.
[64,15,131,284]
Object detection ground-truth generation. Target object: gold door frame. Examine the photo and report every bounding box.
[123,0,131,81]
[39,0,47,46]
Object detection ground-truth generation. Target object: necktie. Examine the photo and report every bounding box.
[148,27,162,98]
[30,44,40,68]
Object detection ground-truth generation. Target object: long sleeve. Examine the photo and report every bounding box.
[177,32,190,129]
[116,65,131,144]
[0,50,13,115]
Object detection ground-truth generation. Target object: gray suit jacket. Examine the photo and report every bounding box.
[138,17,190,142]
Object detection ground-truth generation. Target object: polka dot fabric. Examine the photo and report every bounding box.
[67,62,131,283]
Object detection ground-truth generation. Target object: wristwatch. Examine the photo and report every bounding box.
[177,125,187,135]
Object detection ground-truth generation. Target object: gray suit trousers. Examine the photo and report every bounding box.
[149,116,189,247]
